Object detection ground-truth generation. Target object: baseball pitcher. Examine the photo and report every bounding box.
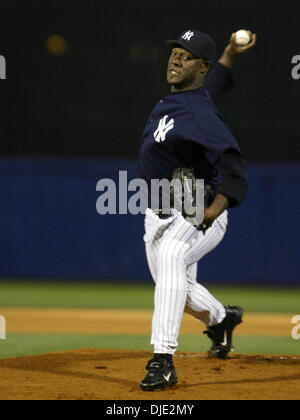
[138,29,256,391]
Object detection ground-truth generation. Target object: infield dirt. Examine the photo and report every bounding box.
[0,349,300,400]
[0,308,294,336]
[0,309,299,400]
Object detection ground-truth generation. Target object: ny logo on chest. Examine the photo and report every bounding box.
[154,115,175,143]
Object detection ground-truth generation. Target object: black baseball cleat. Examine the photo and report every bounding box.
[204,305,244,359]
[140,357,178,391]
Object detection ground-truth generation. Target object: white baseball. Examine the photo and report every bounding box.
[235,30,251,46]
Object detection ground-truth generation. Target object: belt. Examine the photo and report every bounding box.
[153,184,216,220]
[153,209,172,219]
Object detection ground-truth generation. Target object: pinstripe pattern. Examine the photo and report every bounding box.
[145,209,228,355]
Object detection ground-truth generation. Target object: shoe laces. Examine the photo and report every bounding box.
[146,358,169,372]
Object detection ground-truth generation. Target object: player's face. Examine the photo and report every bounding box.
[167,47,209,92]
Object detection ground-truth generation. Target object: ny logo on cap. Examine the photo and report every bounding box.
[182,31,194,41]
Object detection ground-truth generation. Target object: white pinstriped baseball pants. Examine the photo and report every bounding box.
[144,208,228,355]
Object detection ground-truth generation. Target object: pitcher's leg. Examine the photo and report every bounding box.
[185,280,226,326]
[147,236,223,340]
[186,211,228,267]
[184,211,228,326]
[144,209,176,284]
[145,240,159,283]
[151,217,198,355]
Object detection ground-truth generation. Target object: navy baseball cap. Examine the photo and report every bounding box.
[166,30,216,62]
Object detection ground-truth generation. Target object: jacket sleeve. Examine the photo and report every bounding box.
[216,149,248,207]
[204,62,235,101]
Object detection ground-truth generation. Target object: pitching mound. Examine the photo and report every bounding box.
[0,349,299,400]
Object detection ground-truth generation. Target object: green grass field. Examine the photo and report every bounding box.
[0,282,300,359]
[0,282,300,312]
[1,334,299,360]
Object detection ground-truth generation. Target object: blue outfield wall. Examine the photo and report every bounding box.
[0,157,299,286]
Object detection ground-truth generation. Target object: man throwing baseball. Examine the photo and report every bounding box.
[138,29,256,391]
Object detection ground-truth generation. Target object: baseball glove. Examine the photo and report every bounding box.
[171,167,216,231]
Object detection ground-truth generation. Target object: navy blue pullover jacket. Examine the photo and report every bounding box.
[139,63,248,208]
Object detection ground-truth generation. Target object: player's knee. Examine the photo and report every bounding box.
[159,241,187,265]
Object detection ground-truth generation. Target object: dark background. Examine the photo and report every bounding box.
[0,0,299,284]
[0,0,299,160]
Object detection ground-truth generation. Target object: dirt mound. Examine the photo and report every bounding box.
[0,349,299,400]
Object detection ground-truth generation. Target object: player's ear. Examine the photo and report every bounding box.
[200,60,211,74]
